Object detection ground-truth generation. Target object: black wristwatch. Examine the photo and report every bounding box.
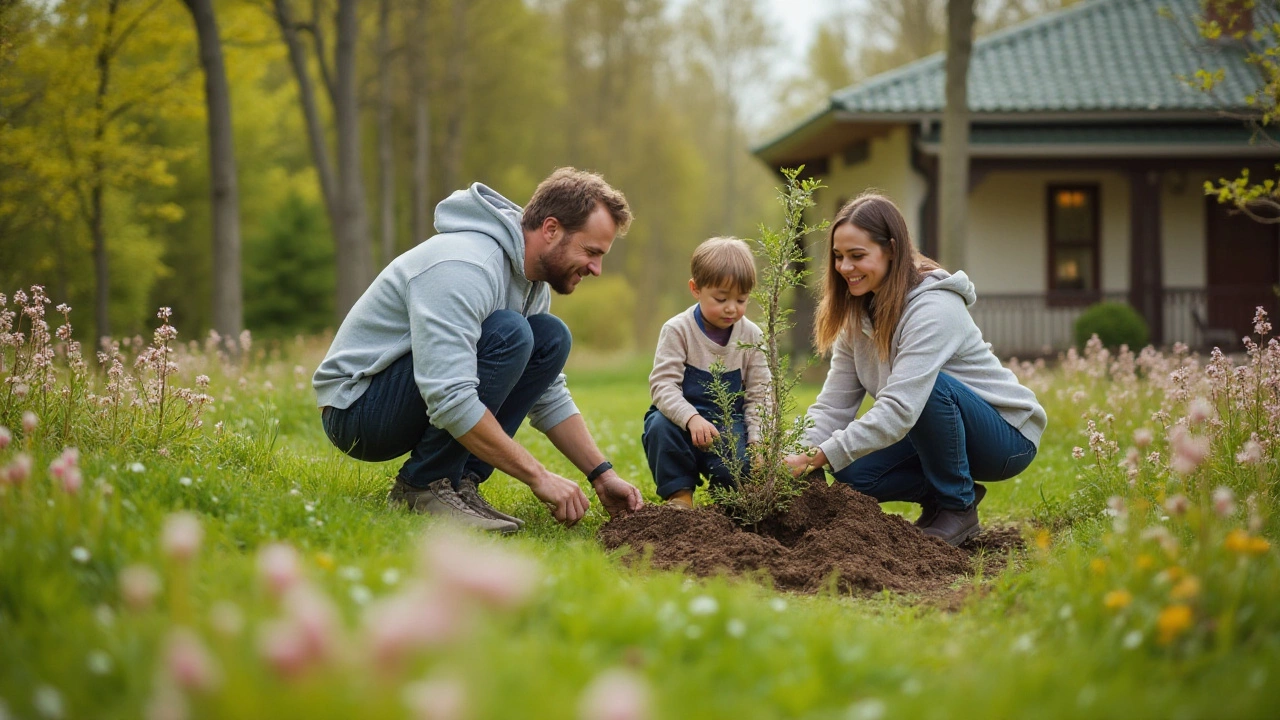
[586,461,613,483]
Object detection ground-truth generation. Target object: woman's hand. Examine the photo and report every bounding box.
[783,449,827,478]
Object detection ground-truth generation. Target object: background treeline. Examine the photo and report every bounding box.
[0,0,1070,350]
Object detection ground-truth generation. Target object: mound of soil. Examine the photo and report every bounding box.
[598,477,1021,596]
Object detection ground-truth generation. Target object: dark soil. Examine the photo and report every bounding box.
[598,477,1024,598]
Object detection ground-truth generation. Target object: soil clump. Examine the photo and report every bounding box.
[598,477,1022,597]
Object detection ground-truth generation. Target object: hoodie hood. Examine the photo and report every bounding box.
[433,183,527,277]
[907,269,977,307]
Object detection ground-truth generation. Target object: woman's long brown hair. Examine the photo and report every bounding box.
[813,192,941,360]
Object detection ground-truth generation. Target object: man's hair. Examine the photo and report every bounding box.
[690,237,756,293]
[521,167,632,236]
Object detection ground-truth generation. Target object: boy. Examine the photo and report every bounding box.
[643,237,770,508]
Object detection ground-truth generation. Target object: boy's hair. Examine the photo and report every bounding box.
[522,167,632,236]
[690,237,756,293]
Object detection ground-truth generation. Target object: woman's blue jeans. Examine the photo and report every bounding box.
[321,311,572,489]
[830,373,1037,510]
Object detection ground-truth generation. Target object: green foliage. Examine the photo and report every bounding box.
[1073,302,1150,351]
[552,275,636,352]
[244,194,335,338]
[708,168,828,526]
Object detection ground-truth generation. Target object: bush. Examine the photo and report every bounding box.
[1074,302,1149,350]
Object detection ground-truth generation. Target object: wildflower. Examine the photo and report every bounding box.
[578,669,651,720]
[1225,529,1270,556]
[1122,630,1143,649]
[381,568,401,586]
[161,512,203,562]
[726,618,746,638]
[1104,496,1126,517]
[281,583,341,663]
[403,676,468,720]
[129,462,146,473]
[1103,589,1132,610]
[1136,554,1155,570]
[1089,558,1108,576]
[32,685,63,719]
[1133,428,1153,448]
[1236,440,1263,465]
[1072,446,1085,460]
[164,628,221,693]
[1142,526,1179,557]
[420,531,537,609]
[770,598,788,612]
[1212,486,1237,517]
[1034,529,1051,550]
[688,596,719,616]
[21,411,37,434]
[1188,398,1215,425]
[1170,575,1201,600]
[1254,306,1272,337]
[314,551,335,571]
[258,543,302,596]
[258,619,311,679]
[71,547,90,563]
[5,453,33,485]
[1156,604,1193,645]
[86,650,112,675]
[119,565,162,610]
[144,682,187,720]
[364,583,464,669]
[1169,427,1210,475]
[1163,494,1190,516]
[0,426,10,450]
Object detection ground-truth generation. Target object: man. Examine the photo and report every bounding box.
[314,168,644,532]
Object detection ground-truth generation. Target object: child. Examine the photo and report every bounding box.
[643,237,770,508]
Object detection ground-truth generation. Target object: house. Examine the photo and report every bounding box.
[754,0,1280,356]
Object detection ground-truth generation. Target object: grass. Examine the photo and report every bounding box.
[2,329,1279,719]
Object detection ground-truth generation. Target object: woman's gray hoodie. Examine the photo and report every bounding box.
[312,184,578,438]
[805,270,1046,472]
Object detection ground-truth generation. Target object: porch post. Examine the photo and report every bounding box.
[1128,168,1165,344]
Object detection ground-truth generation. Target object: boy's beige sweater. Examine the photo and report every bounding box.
[649,305,771,443]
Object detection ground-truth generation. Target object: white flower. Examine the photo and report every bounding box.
[179,477,193,487]
[161,512,203,562]
[578,669,650,720]
[86,650,112,675]
[33,686,63,719]
[381,569,402,586]
[770,598,787,612]
[1122,630,1143,649]
[70,547,90,563]
[846,698,886,720]
[349,585,373,605]
[726,619,746,638]
[129,462,146,473]
[687,596,718,616]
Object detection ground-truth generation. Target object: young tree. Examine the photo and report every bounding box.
[181,0,243,339]
[939,0,975,270]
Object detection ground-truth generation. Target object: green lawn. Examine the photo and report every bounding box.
[2,337,1278,719]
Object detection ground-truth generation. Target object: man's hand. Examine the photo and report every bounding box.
[592,473,643,519]
[687,415,720,449]
[527,471,590,527]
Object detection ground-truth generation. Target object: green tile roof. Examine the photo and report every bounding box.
[917,122,1267,145]
[831,0,1256,114]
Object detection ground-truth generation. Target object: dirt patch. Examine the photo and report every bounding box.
[598,477,1023,597]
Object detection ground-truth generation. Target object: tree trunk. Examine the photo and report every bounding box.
[182,0,243,339]
[91,0,120,345]
[410,0,432,244]
[273,0,338,214]
[333,0,372,319]
[377,0,396,266]
[939,0,974,271]
[442,0,466,194]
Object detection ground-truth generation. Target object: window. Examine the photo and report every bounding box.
[1047,184,1100,296]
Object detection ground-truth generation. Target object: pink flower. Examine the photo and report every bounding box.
[1169,427,1210,476]
[577,669,651,720]
[1133,428,1153,448]
[1212,486,1237,517]
[5,453,33,485]
[161,512,203,562]
[21,410,37,434]
[1236,440,1263,465]
[144,682,188,720]
[402,676,468,720]
[1188,398,1215,425]
[1163,494,1190,516]
[257,543,302,596]
[364,582,464,670]
[420,531,538,609]
[258,619,311,679]
[0,425,10,449]
[1071,447,1085,460]
[119,565,162,610]
[164,627,221,693]
[281,583,341,663]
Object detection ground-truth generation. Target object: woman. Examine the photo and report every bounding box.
[784,193,1046,546]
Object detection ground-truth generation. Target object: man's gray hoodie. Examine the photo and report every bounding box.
[312,184,578,438]
[806,270,1046,472]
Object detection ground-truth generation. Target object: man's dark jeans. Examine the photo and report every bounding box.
[830,372,1037,510]
[321,311,572,489]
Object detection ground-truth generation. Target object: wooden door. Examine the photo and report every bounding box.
[1205,197,1280,340]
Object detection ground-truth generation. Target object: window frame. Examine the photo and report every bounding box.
[1046,183,1101,305]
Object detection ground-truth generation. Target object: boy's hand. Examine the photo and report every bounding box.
[687,415,720,449]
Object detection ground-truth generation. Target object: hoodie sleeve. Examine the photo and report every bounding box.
[523,289,581,433]
[818,293,969,471]
[806,328,866,451]
[406,260,499,438]
[650,322,699,430]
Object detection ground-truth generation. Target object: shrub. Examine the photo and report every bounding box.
[1074,302,1149,350]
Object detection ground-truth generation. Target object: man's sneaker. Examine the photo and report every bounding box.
[456,473,526,528]
[916,482,986,528]
[922,505,982,546]
[387,477,519,534]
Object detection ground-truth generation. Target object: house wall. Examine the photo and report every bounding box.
[813,126,926,242]
[1162,174,1211,288]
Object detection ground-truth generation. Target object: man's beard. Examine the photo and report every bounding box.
[537,242,580,295]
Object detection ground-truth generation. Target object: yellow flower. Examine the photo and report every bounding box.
[1034,529,1051,550]
[1135,554,1154,570]
[1226,529,1271,556]
[1103,589,1132,610]
[1170,576,1201,601]
[1159,566,1185,584]
[1248,537,1271,555]
[1157,604,1194,646]
[1090,558,1109,576]
[314,552,335,571]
